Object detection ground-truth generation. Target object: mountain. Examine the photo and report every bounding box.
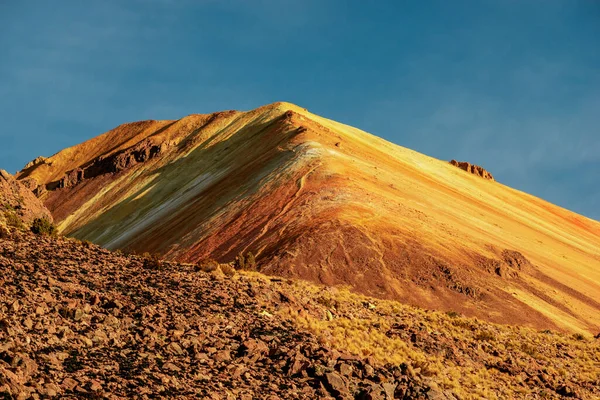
[1,230,598,399]
[16,102,600,334]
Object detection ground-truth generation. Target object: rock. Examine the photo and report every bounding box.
[322,372,347,396]
[23,156,47,170]
[356,384,386,400]
[102,299,123,310]
[23,317,33,330]
[239,339,269,358]
[556,384,578,397]
[382,382,396,399]
[167,342,185,356]
[89,380,102,392]
[289,354,309,376]
[104,315,119,326]
[162,362,181,372]
[62,377,79,391]
[214,350,232,363]
[449,160,494,181]
[0,225,10,239]
[338,362,353,377]
[73,309,85,321]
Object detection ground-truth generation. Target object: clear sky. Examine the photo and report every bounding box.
[1,1,599,220]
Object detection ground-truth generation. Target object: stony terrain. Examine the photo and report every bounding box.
[1,230,598,399]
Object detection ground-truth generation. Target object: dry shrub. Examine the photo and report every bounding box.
[475,330,495,341]
[31,217,57,236]
[4,211,24,230]
[234,251,257,270]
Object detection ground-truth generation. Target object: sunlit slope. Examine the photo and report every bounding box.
[19,102,600,334]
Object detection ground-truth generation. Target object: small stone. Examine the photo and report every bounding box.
[162,362,181,372]
[214,350,231,363]
[338,362,353,376]
[89,380,102,392]
[23,317,34,330]
[73,309,85,321]
[323,372,347,396]
[102,299,123,310]
[357,384,385,400]
[45,383,60,397]
[382,382,396,399]
[240,339,269,357]
[62,377,78,391]
[89,294,101,306]
[167,342,184,356]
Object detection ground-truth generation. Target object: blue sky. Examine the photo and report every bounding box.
[1,0,599,220]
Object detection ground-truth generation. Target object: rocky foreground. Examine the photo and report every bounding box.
[1,231,599,399]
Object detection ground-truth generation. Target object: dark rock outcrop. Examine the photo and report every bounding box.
[449,160,494,181]
[53,139,168,190]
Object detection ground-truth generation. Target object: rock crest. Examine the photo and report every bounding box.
[449,160,495,180]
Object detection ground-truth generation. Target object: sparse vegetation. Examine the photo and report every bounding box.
[30,217,57,236]
[4,210,24,230]
[474,329,496,341]
[234,251,257,270]
[277,282,600,400]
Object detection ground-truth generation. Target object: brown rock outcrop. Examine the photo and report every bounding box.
[0,169,52,227]
[449,160,495,180]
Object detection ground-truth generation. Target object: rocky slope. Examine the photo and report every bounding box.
[1,231,598,399]
[15,102,600,334]
[0,170,52,229]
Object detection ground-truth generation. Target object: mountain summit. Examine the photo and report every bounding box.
[17,102,600,334]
